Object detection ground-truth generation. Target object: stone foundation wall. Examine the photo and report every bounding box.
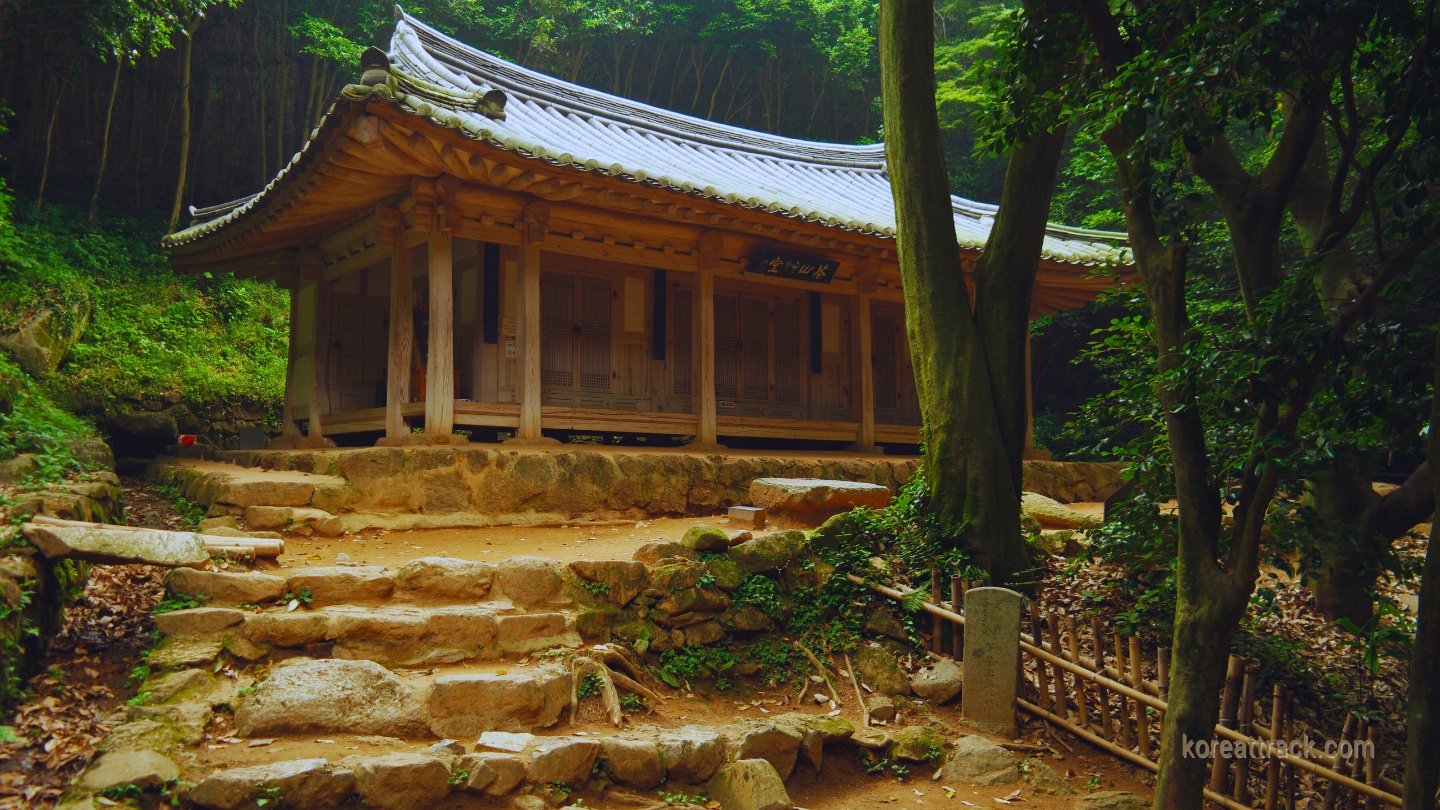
[152,447,1122,532]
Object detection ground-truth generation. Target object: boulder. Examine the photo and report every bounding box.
[21,524,209,567]
[1021,492,1100,530]
[1072,791,1149,810]
[1021,460,1124,503]
[75,750,179,792]
[456,752,526,796]
[1024,760,1076,795]
[426,664,570,738]
[658,726,727,783]
[234,659,428,738]
[525,736,601,786]
[910,658,963,704]
[243,505,293,530]
[889,726,946,762]
[216,478,316,508]
[569,560,649,606]
[938,735,1020,785]
[96,720,181,754]
[747,477,891,521]
[681,524,730,553]
[600,737,664,789]
[771,714,853,772]
[855,643,911,696]
[733,720,804,778]
[348,753,451,810]
[866,695,898,723]
[188,759,356,809]
[494,556,564,608]
[1,303,90,378]
[151,607,244,639]
[394,557,495,601]
[285,566,394,606]
[165,569,287,606]
[706,759,792,810]
[729,530,807,575]
[633,541,687,564]
[197,516,240,533]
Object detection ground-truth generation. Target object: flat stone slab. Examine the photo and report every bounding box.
[748,477,891,520]
[22,524,209,567]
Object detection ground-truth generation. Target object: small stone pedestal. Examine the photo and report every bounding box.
[961,586,1023,736]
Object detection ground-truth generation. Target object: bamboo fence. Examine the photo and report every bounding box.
[849,572,1403,809]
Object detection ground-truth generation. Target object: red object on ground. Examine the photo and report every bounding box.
[178,434,197,446]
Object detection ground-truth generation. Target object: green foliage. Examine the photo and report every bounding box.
[280,588,314,608]
[656,644,737,689]
[576,672,603,700]
[619,692,645,713]
[446,768,469,787]
[0,356,99,487]
[732,574,784,618]
[152,592,205,614]
[658,790,707,806]
[0,199,288,418]
[740,637,809,688]
[149,482,207,531]
[581,579,611,597]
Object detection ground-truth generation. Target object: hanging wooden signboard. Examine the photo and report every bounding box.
[747,251,839,284]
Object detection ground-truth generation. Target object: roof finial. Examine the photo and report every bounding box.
[359,46,390,87]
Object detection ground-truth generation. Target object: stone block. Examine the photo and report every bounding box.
[727,506,767,528]
[960,587,1022,736]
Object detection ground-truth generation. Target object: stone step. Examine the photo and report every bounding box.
[163,554,570,609]
[148,603,582,670]
[175,714,863,809]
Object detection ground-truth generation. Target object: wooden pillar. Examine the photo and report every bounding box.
[386,239,413,438]
[855,293,878,451]
[692,232,723,449]
[280,271,302,439]
[425,233,454,435]
[517,234,543,440]
[307,254,331,439]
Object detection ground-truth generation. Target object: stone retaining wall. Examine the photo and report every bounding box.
[151,447,1122,531]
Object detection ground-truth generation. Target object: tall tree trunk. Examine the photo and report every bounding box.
[168,18,200,233]
[36,60,73,210]
[880,0,1064,585]
[88,60,123,224]
[1403,330,1440,809]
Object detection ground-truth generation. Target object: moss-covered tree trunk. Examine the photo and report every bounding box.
[1403,331,1440,810]
[879,0,1066,585]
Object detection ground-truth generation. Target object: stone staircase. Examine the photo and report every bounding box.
[64,554,872,810]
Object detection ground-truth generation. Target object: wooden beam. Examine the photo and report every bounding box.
[386,239,414,438]
[425,233,455,435]
[693,232,722,448]
[280,274,302,439]
[516,224,544,440]
[856,293,877,450]
[307,253,331,438]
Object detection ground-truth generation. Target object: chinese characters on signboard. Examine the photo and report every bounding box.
[746,251,839,284]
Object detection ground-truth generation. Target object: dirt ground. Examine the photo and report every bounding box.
[274,504,1108,571]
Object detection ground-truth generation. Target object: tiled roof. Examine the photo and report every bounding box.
[166,10,1130,268]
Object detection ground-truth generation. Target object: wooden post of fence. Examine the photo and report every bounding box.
[1127,635,1149,760]
[1156,646,1170,700]
[1284,694,1297,810]
[1322,713,1357,810]
[1048,614,1072,720]
[1347,718,1368,808]
[1210,655,1246,794]
[930,570,944,654]
[1232,664,1258,802]
[950,574,962,656]
[1089,617,1113,738]
[1362,725,1378,810]
[1112,632,1133,748]
[1263,683,1284,810]
[1029,602,1051,711]
[1063,618,1087,727]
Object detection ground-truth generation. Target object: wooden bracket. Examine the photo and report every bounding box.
[696,230,723,267]
[521,199,551,242]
